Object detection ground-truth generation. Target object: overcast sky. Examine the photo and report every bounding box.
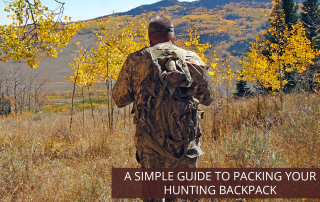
[0,0,196,25]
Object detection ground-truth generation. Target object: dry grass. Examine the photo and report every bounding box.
[0,93,319,201]
[200,93,320,169]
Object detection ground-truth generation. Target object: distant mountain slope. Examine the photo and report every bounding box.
[117,0,272,16]
[116,0,300,17]
[121,0,181,16]
[81,0,274,57]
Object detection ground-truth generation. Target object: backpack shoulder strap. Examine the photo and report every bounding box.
[144,46,188,63]
[144,47,164,62]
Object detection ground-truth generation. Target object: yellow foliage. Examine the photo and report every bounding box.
[209,56,236,87]
[0,0,84,68]
[68,17,149,89]
[240,21,319,92]
[185,29,211,65]
[184,28,236,88]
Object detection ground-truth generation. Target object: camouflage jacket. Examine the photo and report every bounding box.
[112,42,214,159]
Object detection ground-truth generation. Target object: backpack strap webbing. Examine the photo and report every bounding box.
[144,46,188,64]
[144,47,188,109]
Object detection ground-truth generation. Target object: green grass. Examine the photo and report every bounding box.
[43,99,111,113]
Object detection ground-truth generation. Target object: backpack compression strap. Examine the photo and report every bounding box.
[144,47,188,109]
[144,46,188,65]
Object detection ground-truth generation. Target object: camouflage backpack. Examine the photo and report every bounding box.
[133,46,203,162]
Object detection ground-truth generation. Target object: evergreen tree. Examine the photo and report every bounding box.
[301,0,320,49]
[301,0,320,92]
[264,0,286,45]
[233,76,252,98]
[282,0,299,27]
[263,0,300,93]
[283,0,299,94]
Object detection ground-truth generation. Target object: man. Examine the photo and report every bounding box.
[112,15,214,169]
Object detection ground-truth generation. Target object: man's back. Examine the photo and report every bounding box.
[112,42,213,108]
[112,42,214,166]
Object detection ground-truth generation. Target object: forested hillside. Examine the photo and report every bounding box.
[80,0,274,57]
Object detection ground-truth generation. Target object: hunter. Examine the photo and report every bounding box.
[112,15,214,169]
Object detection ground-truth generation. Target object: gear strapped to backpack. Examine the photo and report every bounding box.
[133,46,203,162]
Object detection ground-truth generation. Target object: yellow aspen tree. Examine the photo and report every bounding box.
[240,34,277,90]
[92,18,149,81]
[68,17,149,130]
[67,45,100,127]
[94,18,149,130]
[239,34,275,116]
[68,46,102,90]
[209,56,236,110]
[0,0,84,68]
[185,28,211,65]
[183,29,237,93]
[209,57,235,87]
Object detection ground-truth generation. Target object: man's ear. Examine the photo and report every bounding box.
[171,32,175,44]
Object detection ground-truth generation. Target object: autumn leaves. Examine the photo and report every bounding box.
[0,0,84,68]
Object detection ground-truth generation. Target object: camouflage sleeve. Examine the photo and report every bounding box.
[112,55,134,108]
[186,51,205,66]
[185,51,214,106]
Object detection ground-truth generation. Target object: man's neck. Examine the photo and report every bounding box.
[149,39,174,46]
[150,41,172,46]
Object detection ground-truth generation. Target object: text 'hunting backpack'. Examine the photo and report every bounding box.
[133,46,204,162]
